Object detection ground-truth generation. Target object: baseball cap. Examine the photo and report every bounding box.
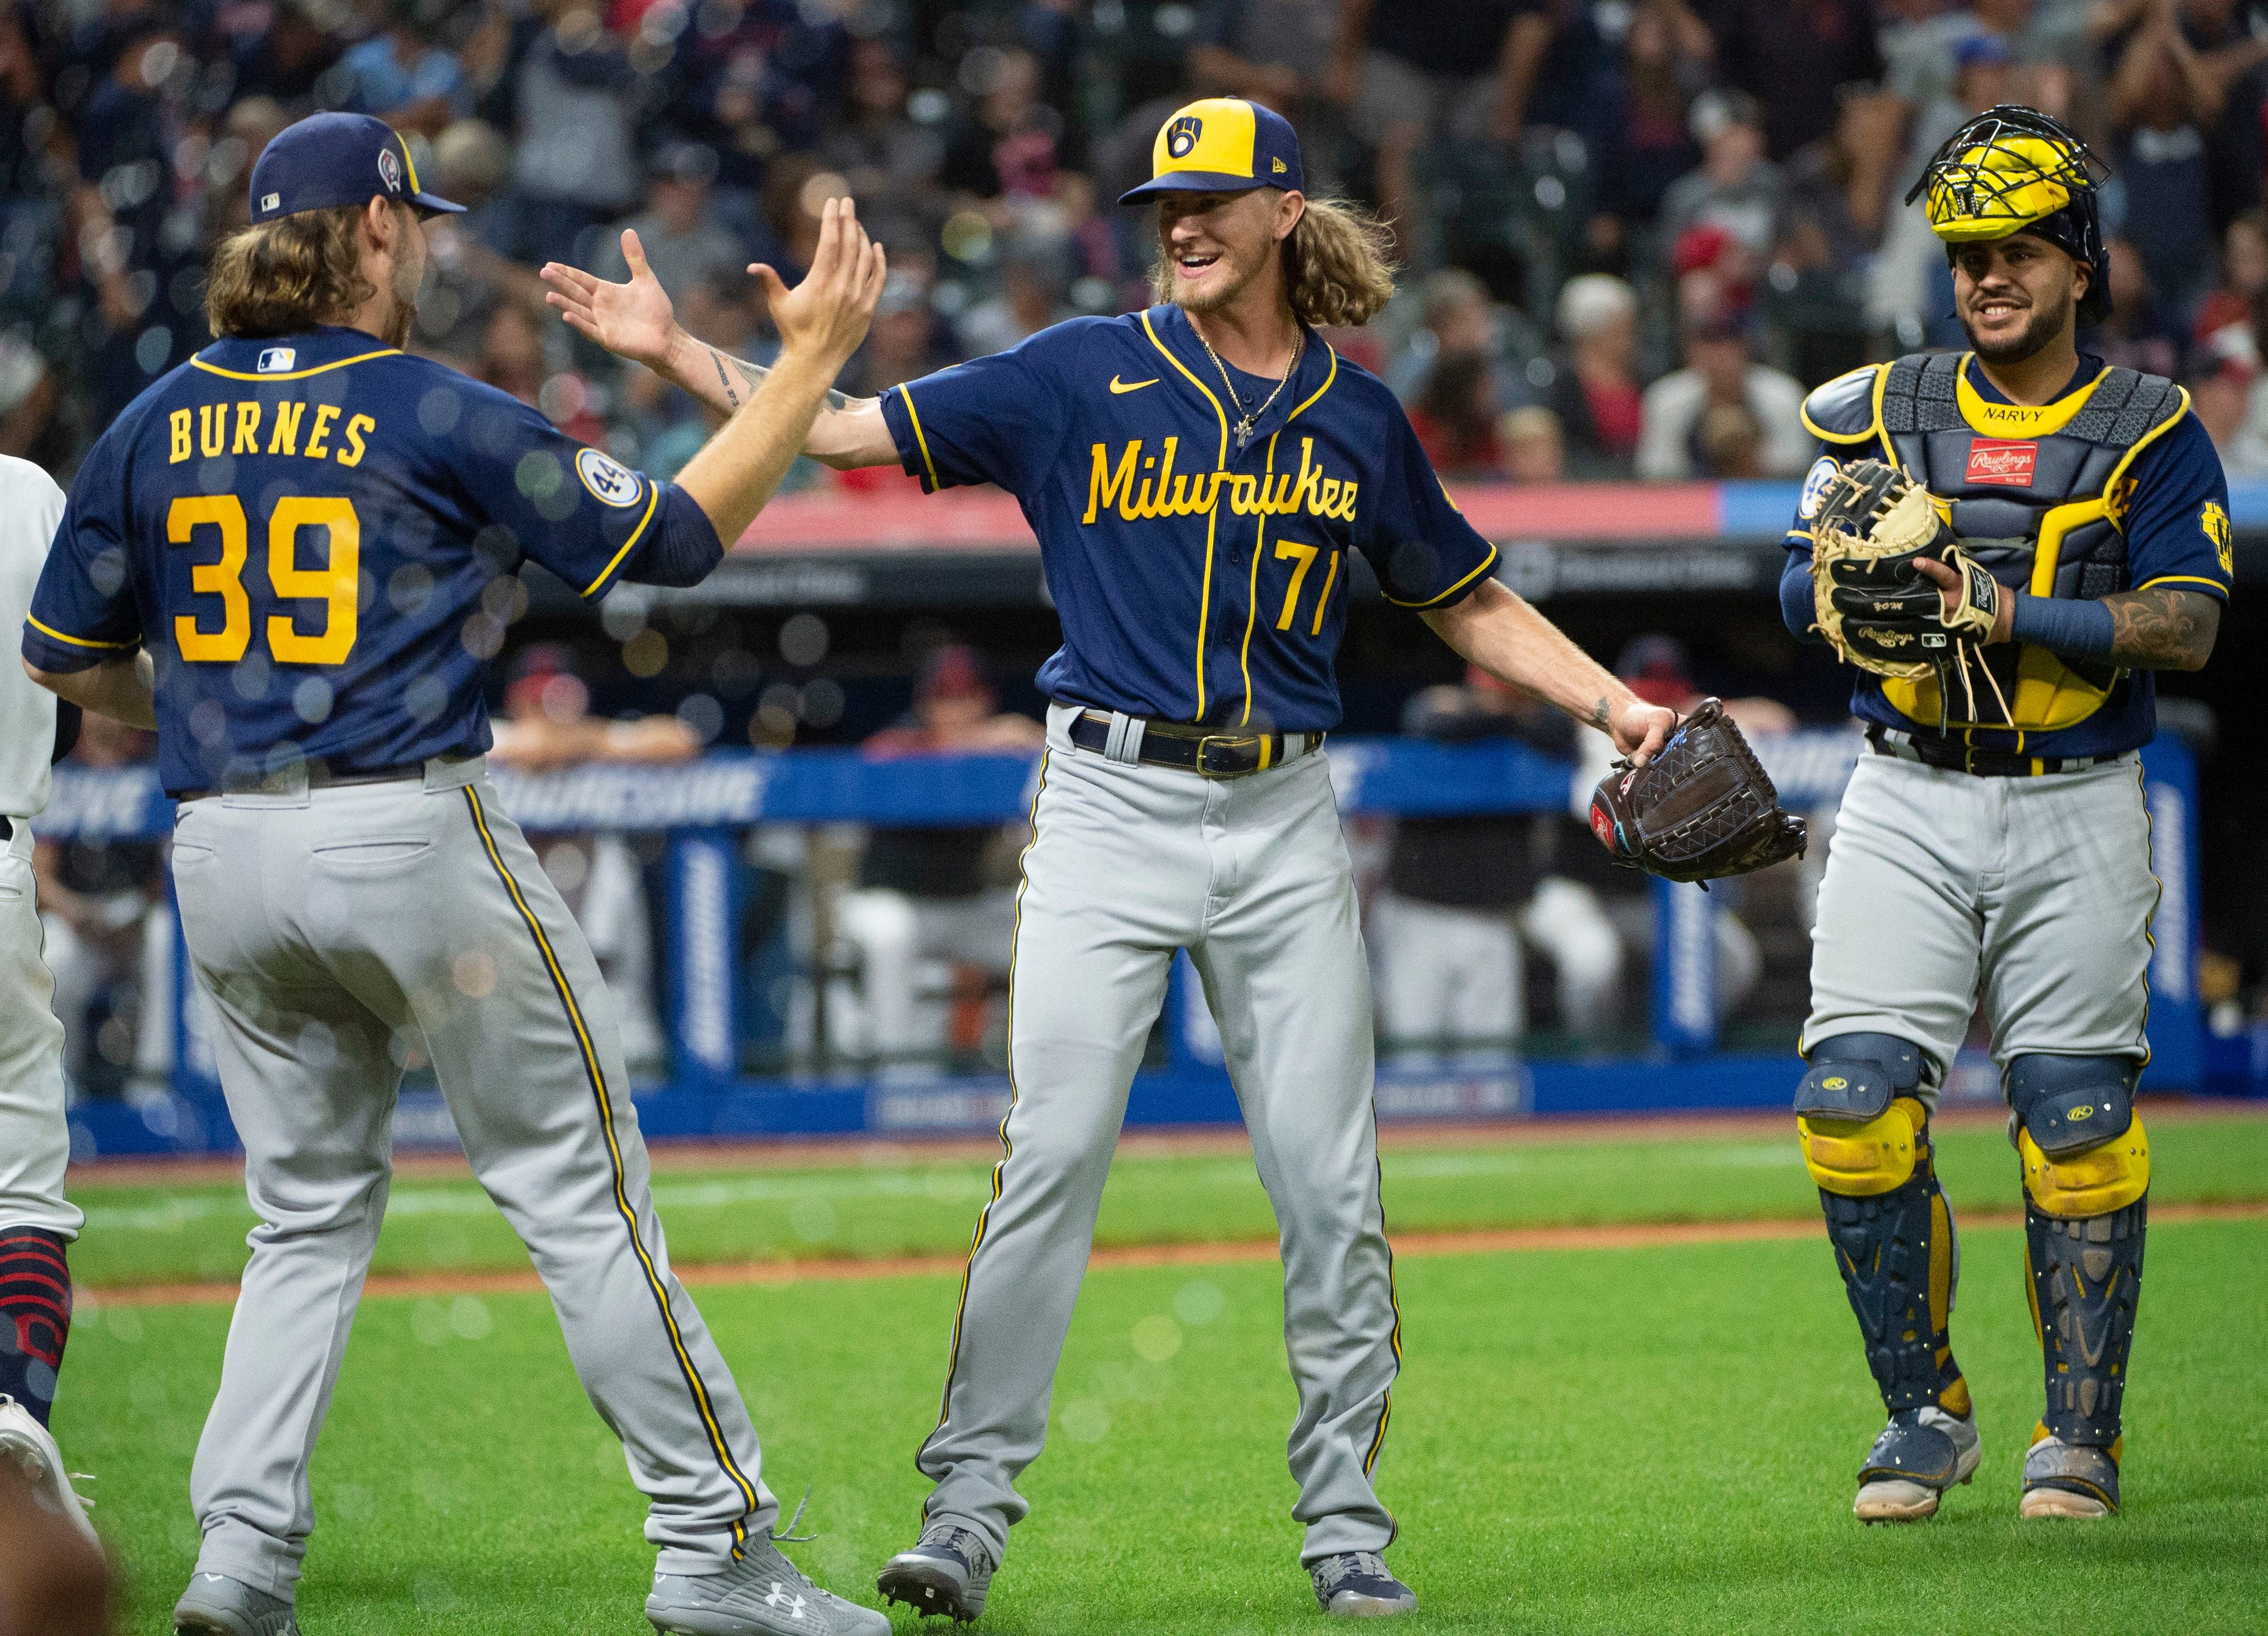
[1117,97,1304,205]
[248,111,465,225]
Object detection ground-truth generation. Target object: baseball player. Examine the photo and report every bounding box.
[0,452,99,1554]
[22,113,890,1636]
[1781,106,2228,1524]
[545,97,1676,1620]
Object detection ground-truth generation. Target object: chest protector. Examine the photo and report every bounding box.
[1813,353,2188,737]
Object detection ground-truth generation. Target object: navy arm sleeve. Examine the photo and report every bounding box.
[439,381,689,600]
[25,428,143,673]
[877,327,1073,495]
[1362,399,1499,608]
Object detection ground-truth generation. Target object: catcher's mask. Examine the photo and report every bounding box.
[1906,103,2109,323]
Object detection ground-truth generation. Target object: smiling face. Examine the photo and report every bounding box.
[1952,231,2085,365]
[1154,186,1301,316]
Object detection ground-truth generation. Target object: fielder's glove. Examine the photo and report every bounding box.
[1587,699,1808,887]
[1808,458,2001,679]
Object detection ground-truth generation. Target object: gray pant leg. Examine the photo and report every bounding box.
[425,783,774,1569]
[1982,762,2154,1063]
[0,825,76,1240]
[917,743,1202,1562]
[173,823,401,1598]
[1190,758,1397,1562]
[1804,756,1993,1104]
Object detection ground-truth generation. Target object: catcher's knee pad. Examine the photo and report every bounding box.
[1795,1035,1966,1415]
[2008,1056,2148,1445]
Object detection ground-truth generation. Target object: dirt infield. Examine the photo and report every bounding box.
[82,1198,2268,1309]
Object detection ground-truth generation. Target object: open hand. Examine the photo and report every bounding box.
[752,195,886,374]
[541,230,679,370]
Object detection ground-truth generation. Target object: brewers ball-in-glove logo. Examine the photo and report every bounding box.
[377,147,403,194]
[1167,115,1203,160]
[576,447,643,507]
[2202,499,2233,575]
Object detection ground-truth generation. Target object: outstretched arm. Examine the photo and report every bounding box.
[1421,578,1677,763]
[541,230,898,470]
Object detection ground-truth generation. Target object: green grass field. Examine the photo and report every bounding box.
[58,1110,2268,1634]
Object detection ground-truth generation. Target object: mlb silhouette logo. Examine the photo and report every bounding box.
[257,348,297,373]
[378,148,403,193]
[1167,115,1203,161]
[260,192,280,212]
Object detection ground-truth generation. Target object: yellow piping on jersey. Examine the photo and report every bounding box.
[1141,311,1231,719]
[460,785,761,1552]
[1382,543,1500,610]
[2135,574,2227,594]
[897,383,940,489]
[577,481,662,598]
[923,746,1051,1501]
[1311,546,1338,636]
[191,349,400,382]
[24,615,134,650]
[1238,432,1279,726]
[1285,342,1339,424]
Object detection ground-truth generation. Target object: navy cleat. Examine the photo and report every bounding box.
[2020,1431,2120,1518]
[173,1573,302,1636]
[877,1522,996,1623]
[1310,1552,1416,1618]
[1855,1405,1982,1523]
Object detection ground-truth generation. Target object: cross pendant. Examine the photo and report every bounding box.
[1234,418,1254,449]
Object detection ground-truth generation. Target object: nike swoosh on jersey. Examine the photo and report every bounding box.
[1109,376,1160,394]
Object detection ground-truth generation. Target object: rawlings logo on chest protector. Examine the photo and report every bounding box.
[1965,439,2038,486]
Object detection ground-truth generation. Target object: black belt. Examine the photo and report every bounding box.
[1865,725,2126,779]
[1068,710,1324,779]
[178,760,439,803]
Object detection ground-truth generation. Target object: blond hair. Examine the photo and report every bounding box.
[1151,193,1399,329]
[204,204,377,339]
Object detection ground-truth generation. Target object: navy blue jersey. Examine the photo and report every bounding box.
[878,304,1498,732]
[1785,354,2232,759]
[26,326,701,795]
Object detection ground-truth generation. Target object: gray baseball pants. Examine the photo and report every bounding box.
[170,757,773,1597]
[1803,750,2157,1103]
[917,705,1400,1566]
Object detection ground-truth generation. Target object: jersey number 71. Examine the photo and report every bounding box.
[168,493,359,667]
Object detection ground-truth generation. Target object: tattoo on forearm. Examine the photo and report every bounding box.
[714,350,861,414]
[2103,585,2220,670]
[1589,696,1612,731]
[708,346,742,410]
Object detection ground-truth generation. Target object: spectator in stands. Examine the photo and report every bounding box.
[227,0,344,112]
[821,37,947,238]
[957,241,1073,358]
[1326,0,1543,259]
[1189,0,1349,187]
[1374,667,1626,1063]
[594,144,754,304]
[1661,89,1785,270]
[474,301,609,445]
[489,644,698,1074]
[1502,405,1568,482]
[836,646,1044,1078]
[2192,207,2268,361]
[417,119,548,364]
[844,267,957,399]
[2186,353,2254,468]
[338,0,467,137]
[0,331,55,465]
[35,716,172,1103]
[1773,86,1905,384]
[1599,0,1711,228]
[493,0,641,269]
[2091,238,2184,378]
[1696,0,1887,161]
[1886,0,2103,139]
[1388,268,1540,406]
[1410,350,1513,479]
[1547,273,1645,477]
[1637,310,1809,479]
[942,47,1061,210]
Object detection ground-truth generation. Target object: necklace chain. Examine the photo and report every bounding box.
[1195,325,1302,449]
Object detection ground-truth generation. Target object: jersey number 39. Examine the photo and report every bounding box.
[168,494,359,667]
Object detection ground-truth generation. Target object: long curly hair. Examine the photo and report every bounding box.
[204,204,377,339]
[1281,196,1397,329]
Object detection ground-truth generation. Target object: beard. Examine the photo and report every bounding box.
[1961,280,2072,365]
[1161,233,1271,315]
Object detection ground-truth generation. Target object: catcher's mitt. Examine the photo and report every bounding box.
[1587,699,1808,886]
[1808,458,2007,723]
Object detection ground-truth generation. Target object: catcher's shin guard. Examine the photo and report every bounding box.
[1795,1035,1969,1416]
[2009,1056,2148,1475]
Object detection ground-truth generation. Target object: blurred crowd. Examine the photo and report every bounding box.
[10,0,2268,486]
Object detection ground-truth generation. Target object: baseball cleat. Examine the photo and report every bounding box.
[1854,1404,1982,1522]
[172,1573,301,1635]
[1310,1551,1417,1618]
[877,1522,996,1623]
[648,1539,890,1636]
[0,1393,97,1550]
[2019,1431,2119,1518]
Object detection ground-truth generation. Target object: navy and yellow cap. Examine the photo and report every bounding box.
[1117,97,1304,205]
[248,112,464,225]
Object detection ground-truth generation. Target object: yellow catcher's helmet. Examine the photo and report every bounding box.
[1906,104,2109,318]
